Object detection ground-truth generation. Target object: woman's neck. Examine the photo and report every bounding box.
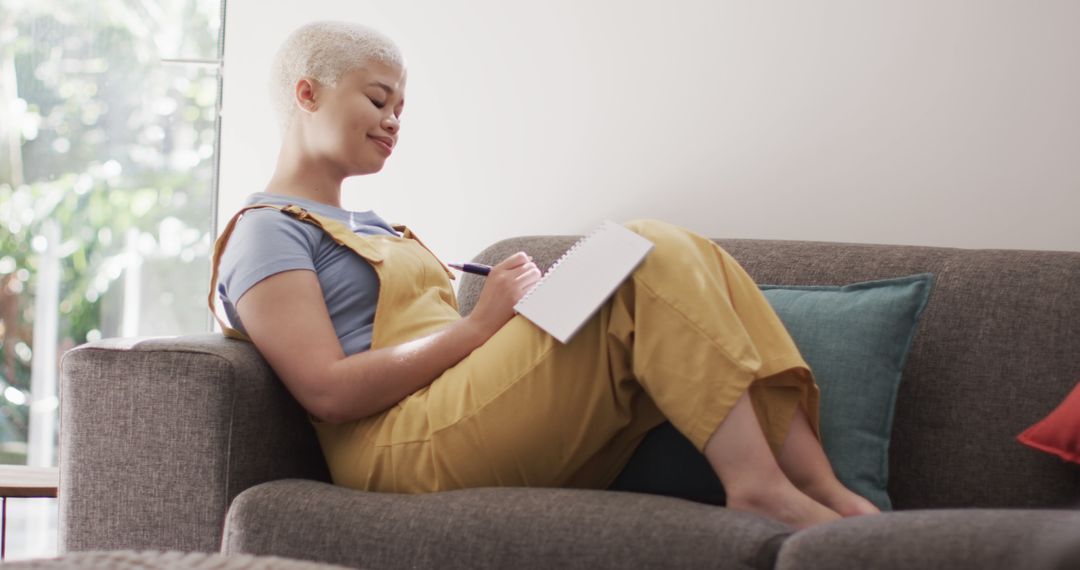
[265,139,346,209]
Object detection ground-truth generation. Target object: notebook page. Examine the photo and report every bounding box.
[514,220,654,343]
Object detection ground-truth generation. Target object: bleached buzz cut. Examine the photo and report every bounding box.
[270,21,406,134]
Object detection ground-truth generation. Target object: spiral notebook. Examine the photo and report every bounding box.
[514,220,654,343]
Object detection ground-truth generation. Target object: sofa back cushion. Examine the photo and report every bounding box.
[459,235,1080,510]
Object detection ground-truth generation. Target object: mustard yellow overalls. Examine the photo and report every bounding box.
[210,204,820,493]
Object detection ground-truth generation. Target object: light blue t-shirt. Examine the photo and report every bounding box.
[217,192,399,355]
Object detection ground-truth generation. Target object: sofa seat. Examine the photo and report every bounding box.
[775,508,1080,570]
[222,479,792,570]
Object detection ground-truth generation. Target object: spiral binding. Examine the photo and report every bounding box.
[516,222,610,307]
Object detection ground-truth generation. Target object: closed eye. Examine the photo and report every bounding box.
[369,97,386,108]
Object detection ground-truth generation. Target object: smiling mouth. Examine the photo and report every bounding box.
[370,136,393,154]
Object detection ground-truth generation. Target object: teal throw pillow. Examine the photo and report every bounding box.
[759,273,934,511]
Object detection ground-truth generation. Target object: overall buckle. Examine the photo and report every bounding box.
[281,204,312,221]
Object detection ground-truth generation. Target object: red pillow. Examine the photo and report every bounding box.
[1017,380,1080,464]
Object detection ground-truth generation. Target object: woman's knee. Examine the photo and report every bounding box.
[623,218,680,241]
[623,218,713,267]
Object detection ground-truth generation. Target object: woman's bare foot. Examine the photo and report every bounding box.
[773,405,881,518]
[725,475,843,530]
[800,478,881,517]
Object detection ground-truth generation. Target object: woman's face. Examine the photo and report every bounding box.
[302,60,406,176]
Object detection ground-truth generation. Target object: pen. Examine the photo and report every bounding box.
[448,262,492,276]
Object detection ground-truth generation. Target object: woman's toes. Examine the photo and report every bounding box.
[803,479,881,517]
[833,493,881,517]
[727,482,842,530]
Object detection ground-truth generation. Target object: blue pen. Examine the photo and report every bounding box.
[448,262,492,276]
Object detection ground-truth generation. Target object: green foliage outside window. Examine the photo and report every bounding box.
[0,0,223,463]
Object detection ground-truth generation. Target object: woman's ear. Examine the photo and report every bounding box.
[295,78,318,113]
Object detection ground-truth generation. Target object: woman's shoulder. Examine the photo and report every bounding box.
[232,205,321,238]
[217,205,321,298]
[221,204,326,267]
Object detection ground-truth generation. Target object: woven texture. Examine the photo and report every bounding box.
[59,335,331,553]
[775,509,1080,570]
[460,236,1080,509]
[0,551,351,569]
[222,479,791,570]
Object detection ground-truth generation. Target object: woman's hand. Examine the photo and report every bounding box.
[464,251,541,341]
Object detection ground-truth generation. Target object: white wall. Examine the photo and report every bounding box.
[219,0,1080,270]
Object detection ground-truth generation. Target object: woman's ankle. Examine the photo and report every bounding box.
[720,462,788,503]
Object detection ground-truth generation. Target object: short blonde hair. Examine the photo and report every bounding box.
[270,21,406,133]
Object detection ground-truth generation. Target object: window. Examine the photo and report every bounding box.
[0,0,225,558]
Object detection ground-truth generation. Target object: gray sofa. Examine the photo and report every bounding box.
[59,235,1080,569]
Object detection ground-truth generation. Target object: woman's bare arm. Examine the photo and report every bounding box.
[235,252,539,424]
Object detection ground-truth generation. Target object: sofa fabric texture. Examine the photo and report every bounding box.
[222,479,791,570]
[0,551,352,570]
[59,236,1080,568]
[59,336,331,552]
[773,509,1080,570]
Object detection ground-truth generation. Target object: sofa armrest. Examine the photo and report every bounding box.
[59,334,330,553]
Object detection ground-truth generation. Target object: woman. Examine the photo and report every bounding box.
[212,21,879,530]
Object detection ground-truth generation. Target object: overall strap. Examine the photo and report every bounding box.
[272,206,456,282]
[277,205,386,262]
[393,224,458,282]
[208,204,286,341]
[208,203,457,341]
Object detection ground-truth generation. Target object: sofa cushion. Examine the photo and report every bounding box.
[759,273,934,511]
[1018,379,1080,464]
[223,479,793,570]
[775,509,1080,570]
